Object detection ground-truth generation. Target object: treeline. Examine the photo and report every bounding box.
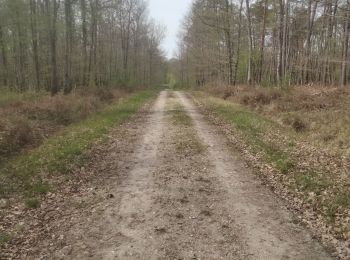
[174,0,350,87]
[0,0,166,94]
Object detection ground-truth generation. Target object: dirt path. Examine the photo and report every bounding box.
[54,91,168,259]
[15,90,332,259]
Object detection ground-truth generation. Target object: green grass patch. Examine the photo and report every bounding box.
[0,232,11,245]
[166,95,193,126]
[294,170,331,195]
[175,137,205,155]
[200,95,294,174]
[0,90,156,200]
[166,98,205,155]
[171,106,193,127]
[25,198,40,209]
[322,190,350,222]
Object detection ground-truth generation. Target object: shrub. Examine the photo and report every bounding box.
[240,94,251,105]
[95,88,115,103]
[25,198,40,209]
[223,90,232,100]
[0,118,34,156]
[292,117,307,132]
[255,91,271,105]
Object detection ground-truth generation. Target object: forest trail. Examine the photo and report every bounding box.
[34,91,331,259]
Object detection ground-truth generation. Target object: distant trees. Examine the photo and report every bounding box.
[0,0,166,94]
[175,0,350,87]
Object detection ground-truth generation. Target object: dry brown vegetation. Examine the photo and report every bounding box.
[0,89,125,161]
[205,84,350,156]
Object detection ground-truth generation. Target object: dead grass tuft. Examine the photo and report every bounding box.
[240,89,282,107]
[0,117,35,157]
[94,88,115,103]
[291,117,307,132]
[282,115,308,132]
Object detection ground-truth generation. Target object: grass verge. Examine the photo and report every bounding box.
[0,90,156,201]
[194,92,349,230]
[198,95,295,174]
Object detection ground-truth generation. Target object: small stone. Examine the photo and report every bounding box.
[61,246,73,256]
[0,199,8,209]
[107,194,115,199]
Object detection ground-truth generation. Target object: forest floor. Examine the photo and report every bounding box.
[1,90,337,259]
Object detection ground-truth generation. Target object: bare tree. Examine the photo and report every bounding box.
[30,0,40,89]
[342,0,350,86]
[45,0,60,95]
[0,0,166,92]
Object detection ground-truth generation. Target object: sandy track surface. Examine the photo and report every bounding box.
[10,91,332,259]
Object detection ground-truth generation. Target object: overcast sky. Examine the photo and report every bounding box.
[148,0,192,59]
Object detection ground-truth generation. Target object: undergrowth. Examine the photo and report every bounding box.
[0,89,124,160]
[0,90,155,202]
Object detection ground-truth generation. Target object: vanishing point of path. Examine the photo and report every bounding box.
[37,91,332,259]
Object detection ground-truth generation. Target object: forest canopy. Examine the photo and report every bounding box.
[173,0,350,88]
[0,0,167,94]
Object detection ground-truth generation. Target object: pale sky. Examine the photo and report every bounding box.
[148,0,193,59]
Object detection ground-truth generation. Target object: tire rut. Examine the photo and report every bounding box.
[149,94,247,259]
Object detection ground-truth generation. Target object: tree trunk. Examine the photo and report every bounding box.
[64,0,74,94]
[233,0,244,85]
[305,0,317,83]
[245,0,253,85]
[30,0,41,90]
[258,0,268,84]
[224,0,234,85]
[0,24,8,87]
[277,0,284,83]
[88,0,98,86]
[46,0,59,95]
[15,7,26,91]
[341,0,350,86]
[81,0,88,86]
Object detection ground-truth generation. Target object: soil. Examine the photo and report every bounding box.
[1,91,333,259]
